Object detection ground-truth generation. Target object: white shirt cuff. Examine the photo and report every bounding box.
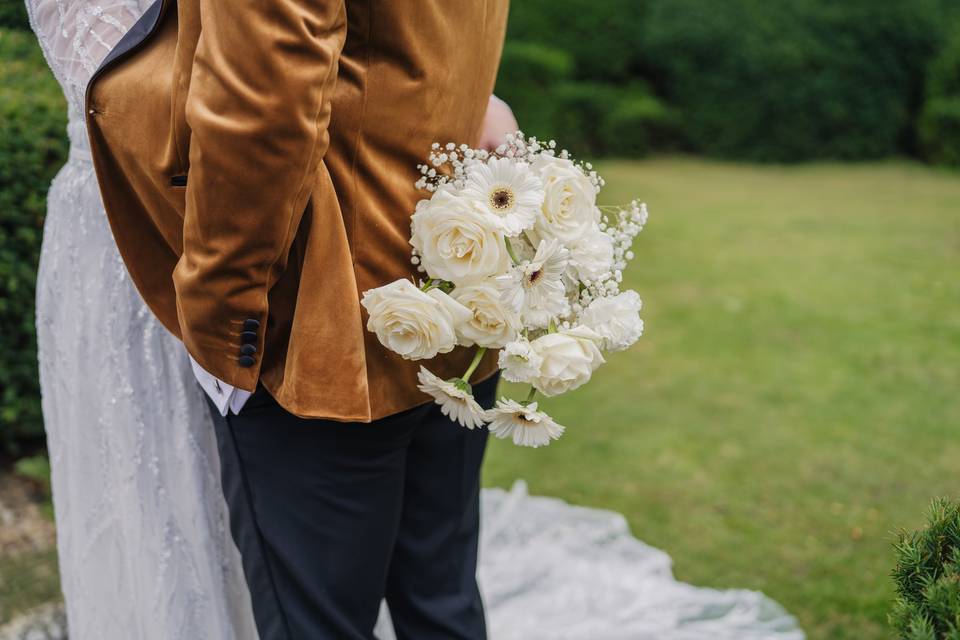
[188,355,252,416]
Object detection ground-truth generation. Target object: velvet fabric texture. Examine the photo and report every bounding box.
[85,0,509,421]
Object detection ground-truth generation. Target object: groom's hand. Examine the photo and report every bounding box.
[478,95,519,151]
[172,0,347,391]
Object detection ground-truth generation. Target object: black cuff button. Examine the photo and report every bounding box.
[240,343,257,356]
[242,318,260,331]
[240,331,257,344]
[238,355,256,368]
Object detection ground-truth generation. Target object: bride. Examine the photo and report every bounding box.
[22,0,802,638]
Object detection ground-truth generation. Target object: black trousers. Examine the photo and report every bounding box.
[206,374,497,640]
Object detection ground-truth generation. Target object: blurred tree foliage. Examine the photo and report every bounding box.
[0,28,68,452]
[0,0,29,30]
[496,0,681,157]
[919,30,960,166]
[498,0,960,163]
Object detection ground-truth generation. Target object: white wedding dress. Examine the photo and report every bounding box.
[26,1,258,639]
[23,1,803,639]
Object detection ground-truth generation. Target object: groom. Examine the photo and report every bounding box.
[85,0,514,638]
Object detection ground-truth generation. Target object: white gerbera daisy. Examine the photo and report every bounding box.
[416,367,486,429]
[498,238,571,329]
[462,156,543,236]
[485,399,565,448]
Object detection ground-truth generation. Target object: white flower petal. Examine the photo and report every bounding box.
[451,281,521,349]
[497,338,543,384]
[579,290,643,352]
[361,280,470,360]
[529,155,599,246]
[529,326,605,396]
[462,157,543,236]
[410,188,511,285]
[416,367,487,429]
[485,399,565,448]
[498,238,571,329]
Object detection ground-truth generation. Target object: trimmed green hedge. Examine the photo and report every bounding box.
[501,0,959,164]
[639,0,944,162]
[493,41,573,148]
[919,30,960,166]
[0,29,67,452]
[920,99,960,167]
[495,41,679,158]
[501,0,645,84]
[601,92,681,158]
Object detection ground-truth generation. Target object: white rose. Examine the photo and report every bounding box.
[579,290,643,352]
[529,326,605,396]
[568,226,614,282]
[451,281,521,349]
[497,337,544,384]
[410,188,511,285]
[361,279,471,360]
[529,156,599,246]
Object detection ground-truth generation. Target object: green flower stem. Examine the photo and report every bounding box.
[462,347,487,383]
[504,237,521,265]
[548,319,558,333]
[525,386,538,403]
[420,278,439,292]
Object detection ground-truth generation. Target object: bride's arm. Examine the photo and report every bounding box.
[479,95,520,151]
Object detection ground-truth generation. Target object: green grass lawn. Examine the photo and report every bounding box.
[0,550,61,625]
[1,158,956,636]
[482,157,960,640]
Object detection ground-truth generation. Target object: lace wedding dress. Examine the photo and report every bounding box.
[25,1,257,638]
[23,1,803,638]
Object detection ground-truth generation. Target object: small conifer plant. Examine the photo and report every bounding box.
[890,499,960,640]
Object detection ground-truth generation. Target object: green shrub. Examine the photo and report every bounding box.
[0,29,68,452]
[0,2,29,31]
[927,30,960,100]
[920,31,960,166]
[549,81,625,156]
[919,98,960,167]
[498,59,678,159]
[601,92,681,158]
[504,0,646,83]
[891,499,960,639]
[495,41,574,141]
[640,0,945,161]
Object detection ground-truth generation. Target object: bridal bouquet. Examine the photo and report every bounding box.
[361,133,648,447]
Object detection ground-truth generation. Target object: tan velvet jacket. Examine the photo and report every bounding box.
[85,0,508,421]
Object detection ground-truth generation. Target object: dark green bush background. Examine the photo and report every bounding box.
[1,1,959,451]
[496,0,960,162]
[0,27,67,451]
[919,29,960,166]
